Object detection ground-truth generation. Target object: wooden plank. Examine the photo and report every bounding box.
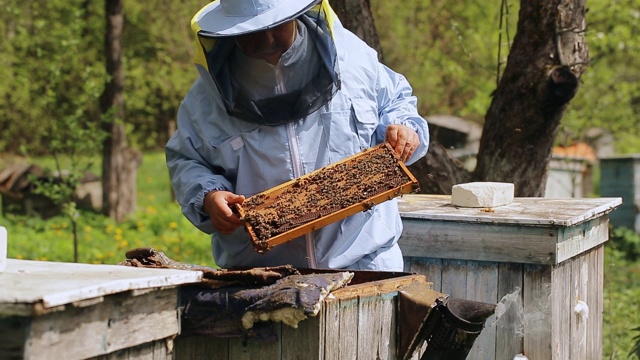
[594,245,604,358]
[523,264,553,360]
[331,274,426,300]
[440,259,467,299]
[556,216,609,263]
[338,298,359,360]
[551,259,571,360]
[0,259,201,313]
[282,314,323,359]
[174,335,229,360]
[323,299,342,360]
[376,293,397,360]
[26,288,180,360]
[496,262,524,359]
[322,298,360,360]
[357,295,380,360]
[400,220,558,265]
[92,339,172,360]
[570,253,589,359]
[406,257,442,293]
[228,325,282,360]
[398,195,622,226]
[586,247,600,359]
[0,316,30,359]
[465,262,498,360]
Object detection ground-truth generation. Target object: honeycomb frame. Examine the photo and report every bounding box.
[235,143,420,253]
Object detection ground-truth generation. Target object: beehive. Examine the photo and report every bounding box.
[235,143,420,252]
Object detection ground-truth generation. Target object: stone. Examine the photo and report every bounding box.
[451,182,514,208]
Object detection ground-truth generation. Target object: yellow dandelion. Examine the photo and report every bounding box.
[55,230,63,236]
[16,255,24,259]
[115,228,123,235]
[169,221,178,230]
[61,222,69,229]
[146,206,157,215]
[84,226,93,233]
[119,240,129,249]
[105,224,114,234]
[40,257,48,261]
[96,253,105,260]
[114,233,123,241]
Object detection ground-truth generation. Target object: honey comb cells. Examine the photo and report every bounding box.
[236,143,420,252]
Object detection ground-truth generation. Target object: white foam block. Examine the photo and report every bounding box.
[451,182,515,208]
[0,226,6,272]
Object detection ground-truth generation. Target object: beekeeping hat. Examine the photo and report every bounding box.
[193,0,321,37]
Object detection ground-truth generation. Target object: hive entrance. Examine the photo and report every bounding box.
[236,143,420,252]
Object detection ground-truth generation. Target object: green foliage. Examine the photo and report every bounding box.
[560,0,640,153]
[610,226,640,262]
[631,326,640,359]
[605,224,640,359]
[0,0,106,155]
[371,0,516,123]
[1,152,214,266]
[1,0,637,154]
[603,240,640,359]
[0,0,207,155]
[27,112,106,261]
[372,0,640,154]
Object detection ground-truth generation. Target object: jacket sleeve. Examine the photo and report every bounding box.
[165,100,233,234]
[373,63,430,166]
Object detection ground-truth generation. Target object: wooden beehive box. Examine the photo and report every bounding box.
[236,143,420,252]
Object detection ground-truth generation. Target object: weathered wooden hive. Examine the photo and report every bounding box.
[235,143,420,252]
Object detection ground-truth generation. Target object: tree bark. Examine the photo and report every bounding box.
[100,0,141,221]
[334,0,588,197]
[409,140,473,195]
[330,0,384,61]
[408,0,588,196]
[474,0,588,196]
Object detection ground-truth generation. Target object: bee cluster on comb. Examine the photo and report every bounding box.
[235,143,420,253]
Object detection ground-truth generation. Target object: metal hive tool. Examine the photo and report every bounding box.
[235,143,420,253]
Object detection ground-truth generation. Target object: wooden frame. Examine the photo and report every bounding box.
[236,143,420,252]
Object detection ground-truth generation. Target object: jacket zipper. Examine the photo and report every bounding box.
[276,66,318,268]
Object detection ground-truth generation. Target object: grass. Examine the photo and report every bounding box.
[0,152,214,267]
[1,151,639,358]
[604,239,640,359]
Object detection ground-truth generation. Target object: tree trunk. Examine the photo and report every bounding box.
[409,140,473,195]
[331,0,384,61]
[100,0,141,222]
[474,0,588,196]
[408,0,588,196]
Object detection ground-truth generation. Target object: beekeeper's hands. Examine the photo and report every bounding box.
[385,124,420,162]
[203,190,245,235]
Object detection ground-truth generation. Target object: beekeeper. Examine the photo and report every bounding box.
[166,0,430,271]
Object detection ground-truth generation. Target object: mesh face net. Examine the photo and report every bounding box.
[202,5,340,126]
